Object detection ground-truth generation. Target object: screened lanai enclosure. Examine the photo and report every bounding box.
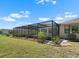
[13,20,59,40]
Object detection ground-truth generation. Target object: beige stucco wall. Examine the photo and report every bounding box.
[60,24,65,38]
[75,34,79,39]
[60,24,79,39]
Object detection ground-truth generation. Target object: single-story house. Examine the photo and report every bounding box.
[60,18,79,40]
[0,29,11,35]
[13,18,79,41]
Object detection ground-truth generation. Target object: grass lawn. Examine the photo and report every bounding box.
[0,35,79,58]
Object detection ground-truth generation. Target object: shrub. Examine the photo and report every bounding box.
[52,35,60,44]
[38,31,46,43]
[3,33,11,37]
[6,34,10,36]
[0,31,2,34]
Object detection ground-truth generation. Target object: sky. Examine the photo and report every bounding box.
[0,0,79,29]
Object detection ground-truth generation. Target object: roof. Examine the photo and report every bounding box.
[13,20,58,29]
[60,18,79,25]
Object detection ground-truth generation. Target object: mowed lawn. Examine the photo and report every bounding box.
[0,35,79,58]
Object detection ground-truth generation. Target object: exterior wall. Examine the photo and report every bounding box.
[60,24,79,39]
[75,34,79,39]
[59,24,66,38]
[0,29,10,35]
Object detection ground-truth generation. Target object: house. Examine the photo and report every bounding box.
[13,18,79,41]
[0,29,11,35]
[60,18,79,41]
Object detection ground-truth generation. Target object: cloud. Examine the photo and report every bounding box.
[64,12,72,15]
[20,11,30,15]
[0,17,15,22]
[15,22,32,27]
[65,14,77,18]
[52,0,56,5]
[64,12,77,18]
[36,0,44,5]
[13,22,32,28]
[38,17,50,21]
[27,23,32,25]
[10,13,23,19]
[64,13,77,18]
[36,0,57,5]
[54,16,64,23]
[54,16,63,20]
[10,11,30,18]
[54,12,78,23]
[0,11,30,22]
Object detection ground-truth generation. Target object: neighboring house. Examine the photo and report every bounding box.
[60,18,79,40]
[0,29,11,35]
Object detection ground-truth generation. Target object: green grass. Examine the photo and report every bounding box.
[0,35,51,58]
[0,35,79,58]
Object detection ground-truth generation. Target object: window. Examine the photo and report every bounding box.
[71,25,79,33]
[64,25,70,33]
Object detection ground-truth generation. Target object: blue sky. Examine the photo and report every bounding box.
[0,0,79,29]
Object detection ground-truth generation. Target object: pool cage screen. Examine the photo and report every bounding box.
[13,20,59,39]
